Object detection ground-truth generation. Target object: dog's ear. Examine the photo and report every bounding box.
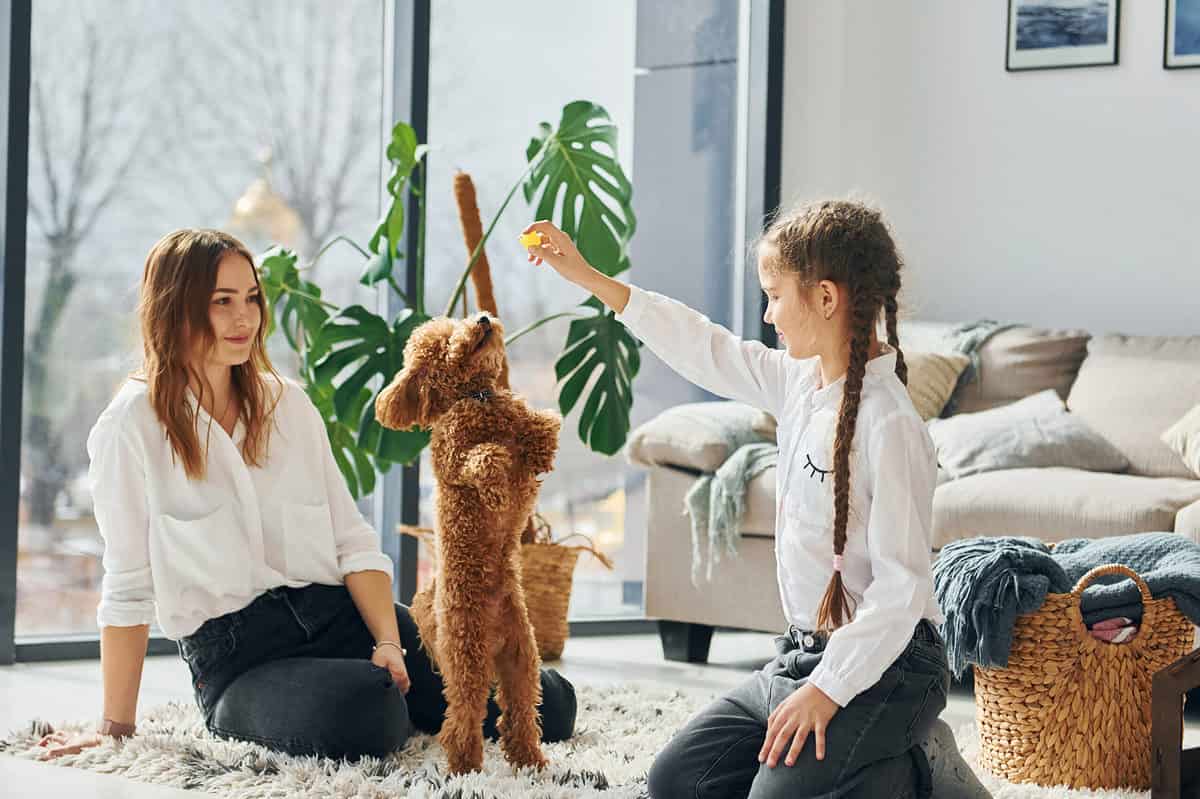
[376,369,433,430]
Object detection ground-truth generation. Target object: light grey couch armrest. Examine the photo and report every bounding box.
[1176,497,1200,545]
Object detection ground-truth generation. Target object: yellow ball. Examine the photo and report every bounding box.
[519,232,543,248]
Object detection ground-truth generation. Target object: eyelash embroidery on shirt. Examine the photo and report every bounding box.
[803,453,832,483]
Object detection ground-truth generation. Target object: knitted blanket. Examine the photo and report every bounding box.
[685,440,777,584]
[933,533,1200,675]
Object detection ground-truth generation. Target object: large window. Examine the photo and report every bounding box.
[418,0,643,618]
[16,0,387,637]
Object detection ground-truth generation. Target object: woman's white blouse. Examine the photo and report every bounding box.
[88,375,393,639]
[617,286,943,707]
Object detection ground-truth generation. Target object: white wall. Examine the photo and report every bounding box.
[780,1,1200,335]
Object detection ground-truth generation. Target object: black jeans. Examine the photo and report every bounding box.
[177,583,577,759]
[647,620,949,799]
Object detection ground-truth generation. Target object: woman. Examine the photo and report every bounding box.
[38,229,576,761]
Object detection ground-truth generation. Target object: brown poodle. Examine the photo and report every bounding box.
[375,312,560,775]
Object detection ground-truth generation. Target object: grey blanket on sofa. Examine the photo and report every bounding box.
[933,533,1200,675]
[685,442,777,584]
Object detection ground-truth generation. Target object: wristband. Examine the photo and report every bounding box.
[373,640,407,657]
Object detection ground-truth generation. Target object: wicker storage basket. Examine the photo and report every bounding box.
[973,563,1196,791]
[400,517,612,661]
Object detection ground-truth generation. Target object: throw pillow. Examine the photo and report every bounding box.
[906,351,971,421]
[625,401,770,472]
[1163,404,1200,479]
[748,349,970,441]
[927,389,1129,481]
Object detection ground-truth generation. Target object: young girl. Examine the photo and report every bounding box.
[38,229,575,761]
[525,201,950,798]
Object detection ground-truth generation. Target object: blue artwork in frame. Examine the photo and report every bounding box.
[1007,0,1121,71]
[1165,0,1200,68]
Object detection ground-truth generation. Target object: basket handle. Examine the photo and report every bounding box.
[553,532,615,570]
[1070,563,1155,639]
[398,524,436,544]
[1070,563,1152,603]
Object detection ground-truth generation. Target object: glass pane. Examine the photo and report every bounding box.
[423,1,641,618]
[16,0,386,637]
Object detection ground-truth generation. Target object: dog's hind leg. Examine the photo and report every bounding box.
[493,584,548,771]
[435,594,494,775]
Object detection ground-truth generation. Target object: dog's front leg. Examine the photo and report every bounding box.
[518,409,561,477]
[456,443,513,510]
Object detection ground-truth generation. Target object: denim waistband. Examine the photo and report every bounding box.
[783,618,939,654]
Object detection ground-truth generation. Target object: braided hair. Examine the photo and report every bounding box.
[761,200,907,631]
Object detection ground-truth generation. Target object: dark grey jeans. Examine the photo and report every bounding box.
[177,583,577,759]
[647,620,949,799]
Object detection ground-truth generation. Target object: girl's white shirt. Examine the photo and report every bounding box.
[618,286,943,707]
[88,374,392,640]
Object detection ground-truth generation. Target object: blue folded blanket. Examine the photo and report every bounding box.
[933,533,1200,676]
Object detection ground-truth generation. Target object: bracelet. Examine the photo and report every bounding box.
[98,718,136,738]
[373,640,407,656]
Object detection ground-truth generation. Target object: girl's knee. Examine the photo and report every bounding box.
[646,749,691,799]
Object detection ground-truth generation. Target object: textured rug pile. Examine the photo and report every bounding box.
[0,682,1155,798]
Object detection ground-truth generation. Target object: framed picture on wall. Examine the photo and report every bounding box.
[1006,0,1121,71]
[1165,0,1200,68]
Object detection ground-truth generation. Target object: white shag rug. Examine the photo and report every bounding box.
[0,682,1158,798]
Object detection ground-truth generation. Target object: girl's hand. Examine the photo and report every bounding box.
[521,221,593,285]
[371,644,411,694]
[758,682,840,768]
[37,729,105,760]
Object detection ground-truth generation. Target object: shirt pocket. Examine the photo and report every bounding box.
[152,504,252,612]
[281,501,341,583]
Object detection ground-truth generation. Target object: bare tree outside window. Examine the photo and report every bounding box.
[17,0,386,637]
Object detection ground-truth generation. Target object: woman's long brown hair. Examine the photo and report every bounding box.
[135,229,281,479]
[762,200,907,631]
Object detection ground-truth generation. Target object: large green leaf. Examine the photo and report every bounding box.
[259,248,329,354]
[523,101,636,277]
[311,306,430,467]
[554,297,641,455]
[305,381,376,499]
[362,122,426,288]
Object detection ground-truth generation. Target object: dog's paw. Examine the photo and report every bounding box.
[503,740,548,772]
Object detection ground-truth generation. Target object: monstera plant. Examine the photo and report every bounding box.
[259,101,640,499]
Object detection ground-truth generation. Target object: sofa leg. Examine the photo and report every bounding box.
[659,621,714,663]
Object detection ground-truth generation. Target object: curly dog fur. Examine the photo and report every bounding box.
[375,312,560,775]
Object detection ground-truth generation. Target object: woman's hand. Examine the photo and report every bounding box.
[521,221,594,285]
[371,644,411,694]
[758,682,840,768]
[37,729,105,760]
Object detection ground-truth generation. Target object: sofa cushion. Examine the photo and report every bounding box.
[625,401,769,473]
[953,326,1091,414]
[931,467,1200,548]
[906,351,971,421]
[1163,404,1200,479]
[1067,334,1200,479]
[928,389,1129,480]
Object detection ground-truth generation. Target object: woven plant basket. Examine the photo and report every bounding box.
[520,515,613,660]
[399,515,612,661]
[973,563,1196,791]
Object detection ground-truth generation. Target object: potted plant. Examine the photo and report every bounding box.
[259,101,637,656]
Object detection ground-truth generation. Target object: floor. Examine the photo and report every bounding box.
[2,630,1197,797]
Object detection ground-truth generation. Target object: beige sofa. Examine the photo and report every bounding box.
[627,323,1200,662]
